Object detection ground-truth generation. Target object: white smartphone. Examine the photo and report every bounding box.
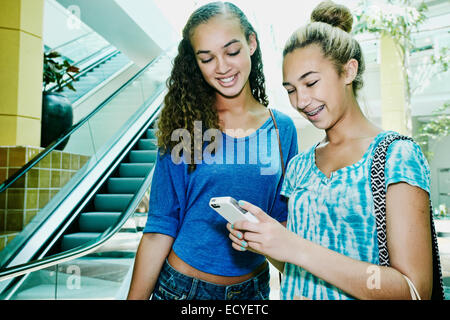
[209,197,259,224]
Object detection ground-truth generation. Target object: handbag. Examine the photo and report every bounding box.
[370,133,444,300]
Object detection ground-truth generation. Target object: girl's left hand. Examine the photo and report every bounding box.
[226,200,298,262]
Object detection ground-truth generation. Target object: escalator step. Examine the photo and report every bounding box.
[119,163,154,177]
[129,150,157,163]
[107,177,144,194]
[147,129,157,139]
[79,212,121,232]
[94,194,134,212]
[61,232,102,251]
[138,139,158,150]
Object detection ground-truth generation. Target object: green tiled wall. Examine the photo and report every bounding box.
[0,146,90,250]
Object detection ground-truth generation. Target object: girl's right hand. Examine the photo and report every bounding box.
[226,200,300,262]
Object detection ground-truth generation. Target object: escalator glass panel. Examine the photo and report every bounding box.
[0,50,174,267]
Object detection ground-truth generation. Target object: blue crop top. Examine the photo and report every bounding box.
[143,109,298,276]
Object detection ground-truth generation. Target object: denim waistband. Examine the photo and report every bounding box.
[153,259,271,300]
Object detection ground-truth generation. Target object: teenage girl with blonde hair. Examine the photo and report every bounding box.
[228,1,443,300]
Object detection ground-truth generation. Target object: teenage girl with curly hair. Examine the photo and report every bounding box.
[127,1,298,300]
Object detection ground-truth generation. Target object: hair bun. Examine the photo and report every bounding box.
[311,1,353,33]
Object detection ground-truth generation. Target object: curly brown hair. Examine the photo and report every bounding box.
[156,1,268,172]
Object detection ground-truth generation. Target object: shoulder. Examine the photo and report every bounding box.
[270,108,296,130]
[270,109,297,146]
[386,137,430,175]
[286,145,314,173]
[386,137,425,161]
[157,149,173,163]
[374,132,429,167]
[156,148,187,171]
[376,132,431,192]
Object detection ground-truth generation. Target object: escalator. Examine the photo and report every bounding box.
[45,32,133,105]
[60,50,131,104]
[0,48,175,299]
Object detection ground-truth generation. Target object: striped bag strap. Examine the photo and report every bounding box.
[370,133,445,299]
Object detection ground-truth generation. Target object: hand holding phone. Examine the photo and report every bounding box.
[209,197,259,224]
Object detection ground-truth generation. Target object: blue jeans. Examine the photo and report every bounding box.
[151,259,270,300]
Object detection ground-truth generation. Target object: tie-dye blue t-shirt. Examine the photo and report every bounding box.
[279,131,430,300]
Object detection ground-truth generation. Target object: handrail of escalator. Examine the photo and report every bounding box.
[46,31,113,69]
[45,32,96,55]
[0,52,160,194]
[45,47,121,94]
[72,45,117,69]
[45,31,119,92]
[0,160,156,282]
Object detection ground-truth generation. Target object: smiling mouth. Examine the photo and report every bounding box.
[217,74,237,86]
[220,75,235,83]
[305,105,325,117]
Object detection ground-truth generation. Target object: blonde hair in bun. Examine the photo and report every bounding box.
[283,1,365,96]
[311,0,353,33]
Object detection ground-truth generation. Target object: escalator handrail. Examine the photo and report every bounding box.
[0,159,156,283]
[45,31,96,55]
[45,46,121,94]
[0,50,164,194]
[71,45,116,69]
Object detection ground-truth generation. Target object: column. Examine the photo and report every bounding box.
[0,0,44,147]
[379,34,410,135]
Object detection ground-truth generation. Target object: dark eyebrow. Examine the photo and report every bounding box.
[196,39,241,55]
[223,39,240,48]
[282,71,319,86]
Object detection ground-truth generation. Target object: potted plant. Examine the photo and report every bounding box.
[41,51,80,150]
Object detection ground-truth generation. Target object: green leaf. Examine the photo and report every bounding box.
[46,51,60,59]
[66,82,76,92]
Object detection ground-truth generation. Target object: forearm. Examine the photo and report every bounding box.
[288,236,415,300]
[268,220,287,273]
[127,233,174,300]
[234,197,431,300]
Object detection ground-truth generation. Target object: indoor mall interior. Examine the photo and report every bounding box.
[0,0,449,300]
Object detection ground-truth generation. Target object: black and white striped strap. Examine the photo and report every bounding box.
[370,133,444,299]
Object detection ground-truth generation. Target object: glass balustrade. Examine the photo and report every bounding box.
[0,48,175,270]
[0,209,145,300]
[47,32,111,65]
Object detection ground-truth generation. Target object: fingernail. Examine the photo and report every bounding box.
[241,240,247,247]
[237,232,242,239]
[238,200,245,206]
[240,246,246,251]
[231,224,234,229]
